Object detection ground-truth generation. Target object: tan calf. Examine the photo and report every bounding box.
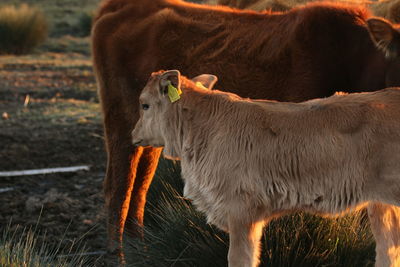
[132,70,400,267]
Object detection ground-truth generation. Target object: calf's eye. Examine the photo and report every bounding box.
[142,104,150,110]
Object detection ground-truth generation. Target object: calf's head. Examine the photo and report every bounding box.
[367,17,400,86]
[131,70,181,149]
[131,70,217,157]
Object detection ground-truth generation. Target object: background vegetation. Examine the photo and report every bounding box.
[0,0,97,55]
[0,0,98,37]
[0,4,48,55]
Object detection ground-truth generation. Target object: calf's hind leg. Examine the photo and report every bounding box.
[228,218,265,267]
[368,203,400,267]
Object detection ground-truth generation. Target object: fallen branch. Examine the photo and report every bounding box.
[0,166,90,177]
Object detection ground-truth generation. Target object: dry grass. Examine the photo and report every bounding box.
[0,223,93,267]
[0,4,48,55]
[0,0,100,37]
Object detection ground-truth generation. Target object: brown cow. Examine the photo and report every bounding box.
[91,0,400,263]
[132,70,400,267]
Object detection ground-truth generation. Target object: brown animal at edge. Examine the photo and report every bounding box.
[132,70,400,267]
[91,0,400,264]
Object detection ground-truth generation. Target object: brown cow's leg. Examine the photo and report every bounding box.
[125,147,163,237]
[104,144,143,257]
[367,203,400,267]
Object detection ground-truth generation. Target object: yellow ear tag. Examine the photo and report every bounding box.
[195,81,208,90]
[167,82,182,103]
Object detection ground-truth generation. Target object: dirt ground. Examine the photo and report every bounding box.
[0,52,110,265]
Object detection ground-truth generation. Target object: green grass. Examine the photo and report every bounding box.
[126,158,376,267]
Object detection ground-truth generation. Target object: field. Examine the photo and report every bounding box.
[0,0,382,266]
[0,51,110,264]
[0,0,109,265]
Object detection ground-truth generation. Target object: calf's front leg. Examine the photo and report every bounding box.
[228,218,265,267]
[368,203,400,267]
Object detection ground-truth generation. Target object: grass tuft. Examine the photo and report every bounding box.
[0,222,93,267]
[0,4,48,55]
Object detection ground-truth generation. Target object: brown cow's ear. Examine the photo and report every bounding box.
[192,74,218,90]
[159,70,181,95]
[367,18,400,59]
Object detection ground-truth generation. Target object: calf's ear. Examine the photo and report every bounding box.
[192,74,218,90]
[160,70,181,95]
[367,18,400,59]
